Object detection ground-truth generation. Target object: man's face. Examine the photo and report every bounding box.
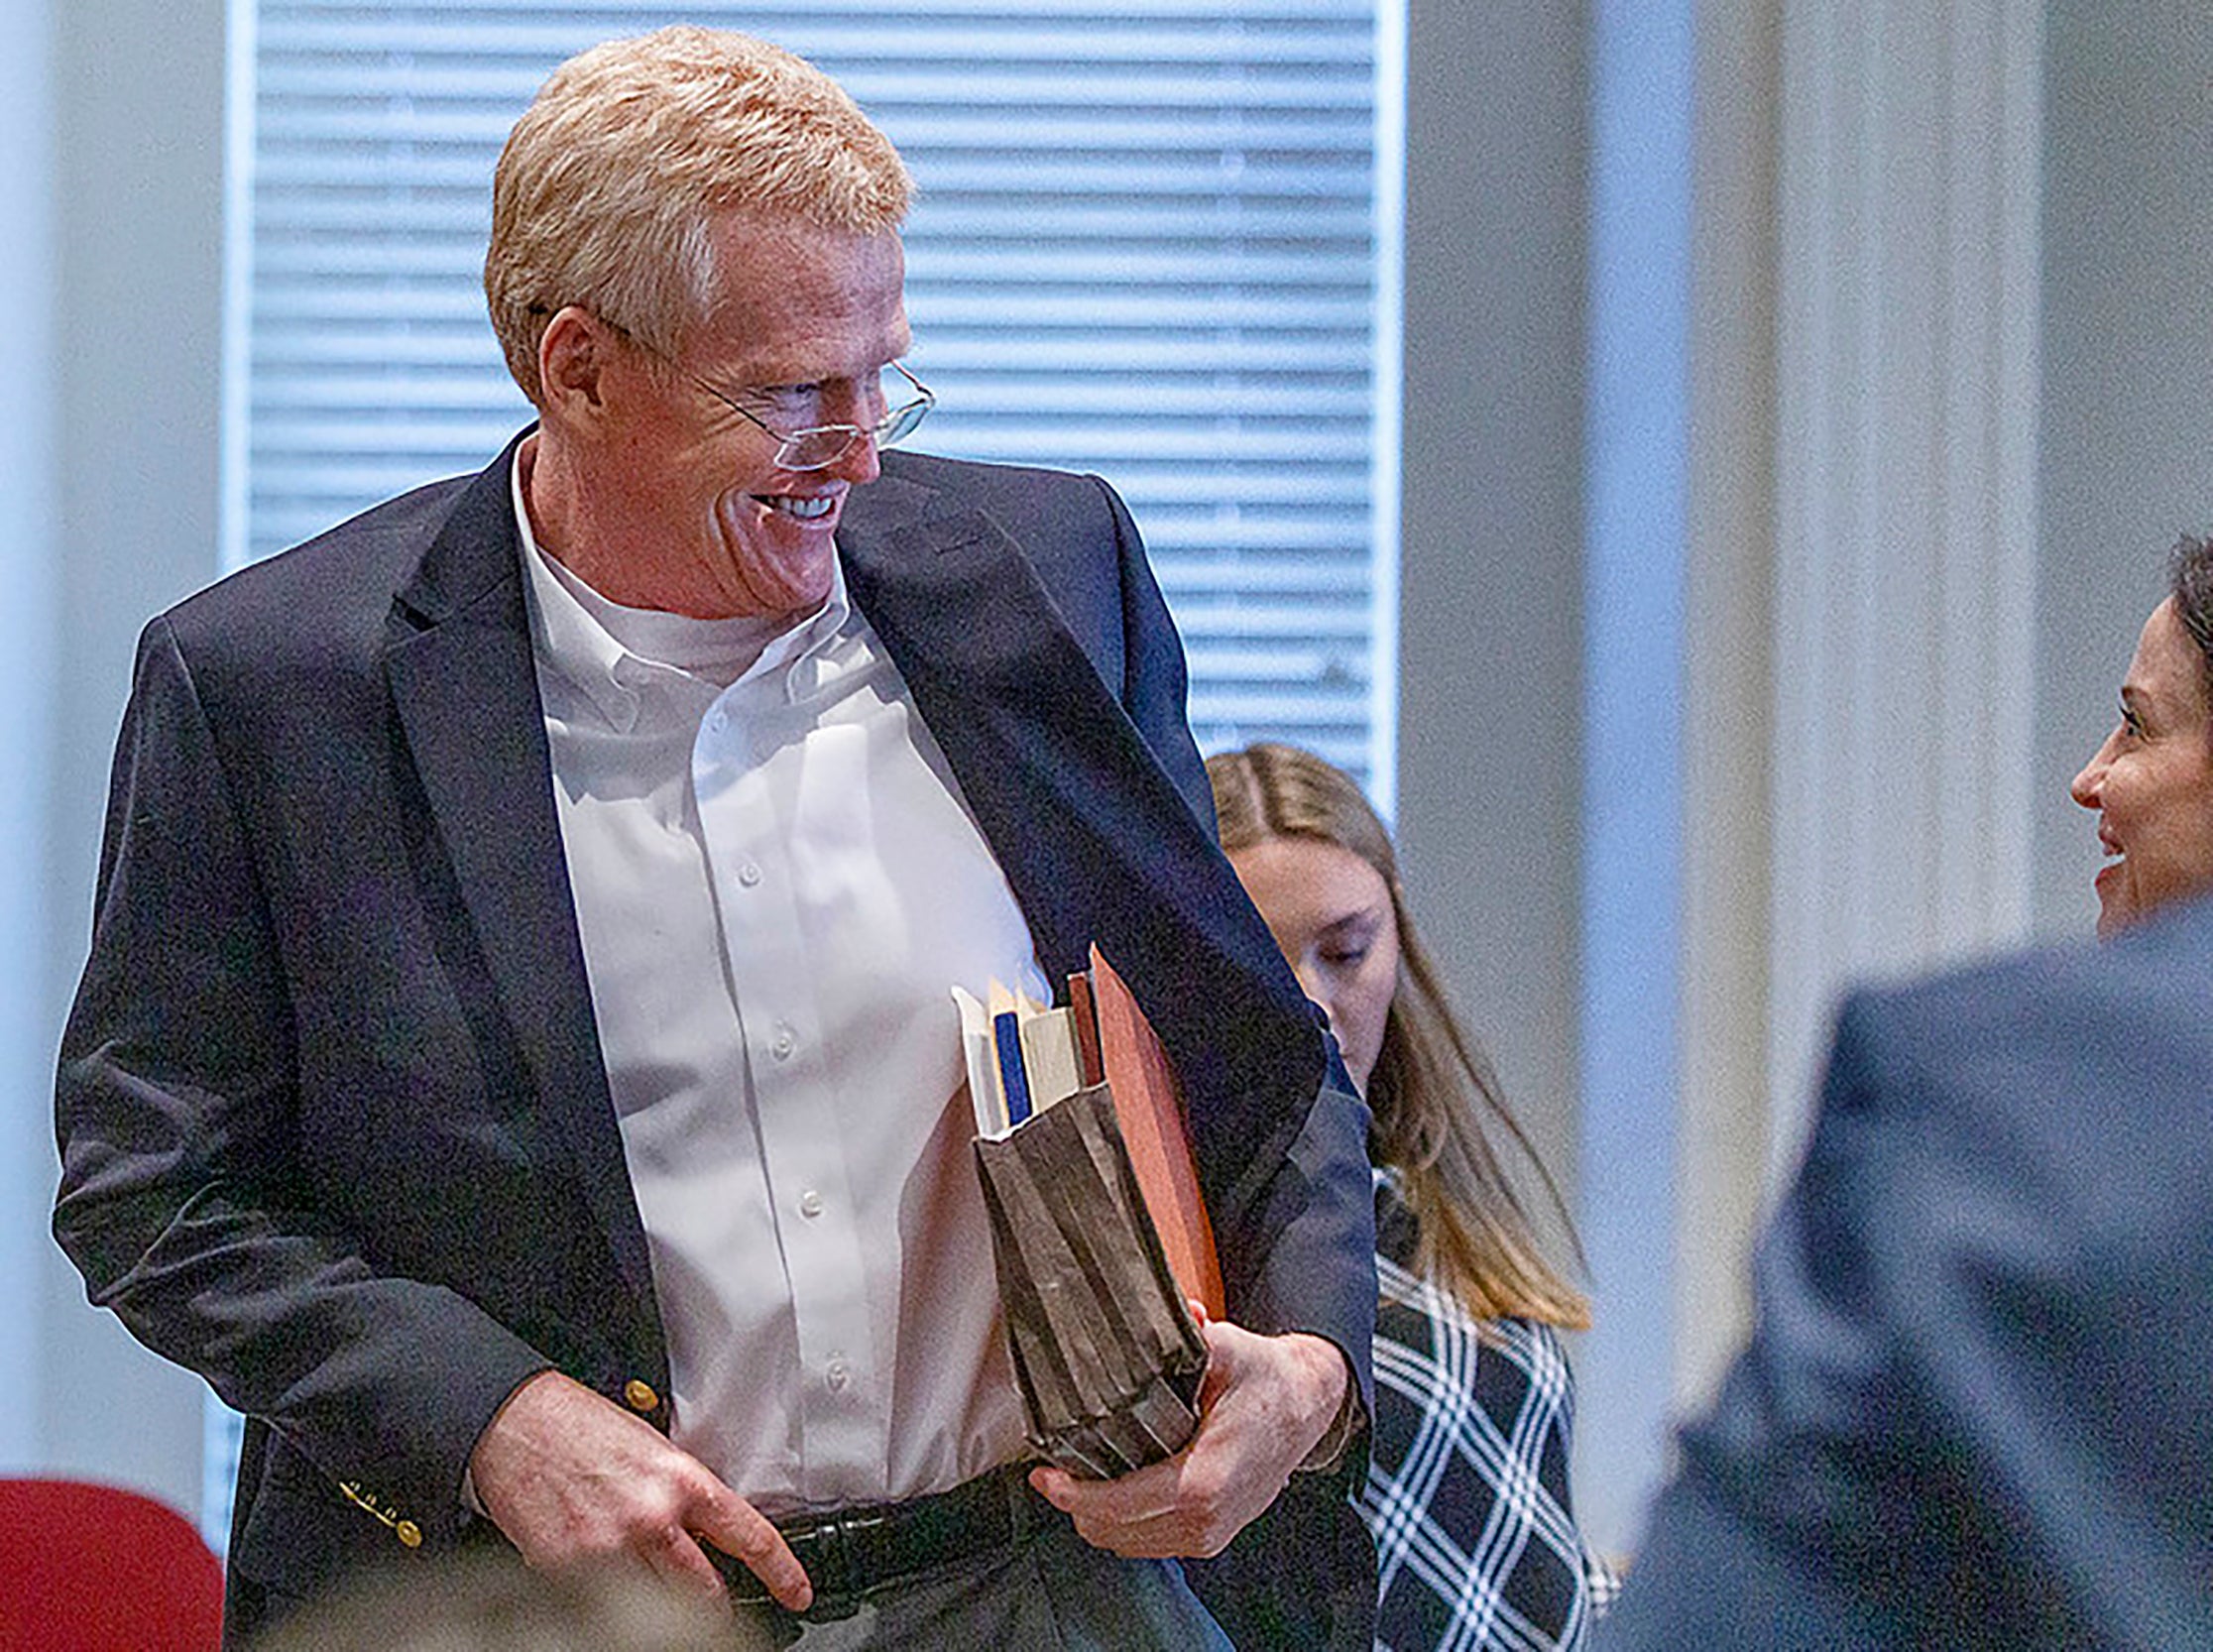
[565,214,910,622]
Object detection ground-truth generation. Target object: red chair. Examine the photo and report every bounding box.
[0,1478,223,1651]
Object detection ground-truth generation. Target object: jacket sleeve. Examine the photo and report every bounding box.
[1094,479,1380,1652]
[1093,472,1218,838]
[1094,472,1376,1404]
[53,616,550,1543]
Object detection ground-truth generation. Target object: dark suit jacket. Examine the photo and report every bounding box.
[1603,896,2213,1650]
[54,440,1378,1645]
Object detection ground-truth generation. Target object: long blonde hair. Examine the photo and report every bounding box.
[1209,743,1589,1330]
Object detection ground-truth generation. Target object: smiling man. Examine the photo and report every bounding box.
[515,214,911,623]
[54,28,1376,1650]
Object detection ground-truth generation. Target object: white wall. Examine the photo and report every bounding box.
[1675,0,1780,1427]
[6,0,230,1508]
[2036,1,2213,935]
[1397,0,1588,1283]
[0,0,61,1479]
[1396,0,1629,1532]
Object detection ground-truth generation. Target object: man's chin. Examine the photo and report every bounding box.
[733,554,837,627]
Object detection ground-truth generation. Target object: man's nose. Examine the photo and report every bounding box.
[827,427,881,485]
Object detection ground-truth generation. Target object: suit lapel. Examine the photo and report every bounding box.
[382,438,657,1307]
[837,473,1097,980]
[838,470,1324,1212]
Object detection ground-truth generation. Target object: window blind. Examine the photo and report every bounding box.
[233,0,1398,780]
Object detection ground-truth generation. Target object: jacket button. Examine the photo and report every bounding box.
[623,1379,659,1413]
[395,1520,423,1549]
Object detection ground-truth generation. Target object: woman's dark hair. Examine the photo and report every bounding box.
[2168,533,2213,706]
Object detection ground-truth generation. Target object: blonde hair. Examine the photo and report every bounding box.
[484,26,914,403]
[1209,743,1589,1330]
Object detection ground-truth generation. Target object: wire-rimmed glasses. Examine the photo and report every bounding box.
[687,359,934,472]
[573,306,936,472]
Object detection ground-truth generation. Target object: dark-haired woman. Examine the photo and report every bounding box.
[2070,533,2213,936]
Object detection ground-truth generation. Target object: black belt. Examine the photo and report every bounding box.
[714,1461,1048,1611]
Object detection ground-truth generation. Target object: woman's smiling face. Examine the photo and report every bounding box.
[2069,597,2213,938]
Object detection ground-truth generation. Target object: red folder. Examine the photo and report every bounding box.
[1085,946,1225,1320]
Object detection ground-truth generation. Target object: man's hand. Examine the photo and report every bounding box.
[469,1369,812,1611]
[1028,1320,1350,1559]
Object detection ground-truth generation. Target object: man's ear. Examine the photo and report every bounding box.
[536,305,615,426]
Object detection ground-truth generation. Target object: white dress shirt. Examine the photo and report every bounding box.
[512,457,1045,1516]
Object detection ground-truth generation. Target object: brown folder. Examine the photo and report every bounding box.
[1086,945,1225,1321]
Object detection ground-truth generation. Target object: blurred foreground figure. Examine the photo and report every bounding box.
[1603,898,2213,1648]
[251,1554,756,1652]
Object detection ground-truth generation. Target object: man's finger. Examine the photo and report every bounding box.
[1032,1453,1250,1559]
[1029,1459,1188,1526]
[691,1484,813,1612]
[640,1522,733,1603]
[1049,1497,1244,1562]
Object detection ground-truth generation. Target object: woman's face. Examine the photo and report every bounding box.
[2069,597,2213,937]
[1227,834,1401,1094]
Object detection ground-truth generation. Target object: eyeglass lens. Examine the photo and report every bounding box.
[773,379,932,470]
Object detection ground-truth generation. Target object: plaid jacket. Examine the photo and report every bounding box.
[1362,1173,1617,1651]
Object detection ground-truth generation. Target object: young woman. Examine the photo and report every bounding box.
[1208,743,1612,1651]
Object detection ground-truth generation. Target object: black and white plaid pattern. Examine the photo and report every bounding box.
[1361,1174,1615,1651]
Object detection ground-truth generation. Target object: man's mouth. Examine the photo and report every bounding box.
[758,493,838,522]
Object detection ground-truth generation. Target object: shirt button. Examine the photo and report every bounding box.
[826,1357,850,1392]
[771,1027,795,1060]
[798,1189,824,1219]
[738,862,762,887]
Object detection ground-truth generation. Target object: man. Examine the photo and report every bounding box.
[1602,896,2213,1647]
[54,28,1376,1648]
